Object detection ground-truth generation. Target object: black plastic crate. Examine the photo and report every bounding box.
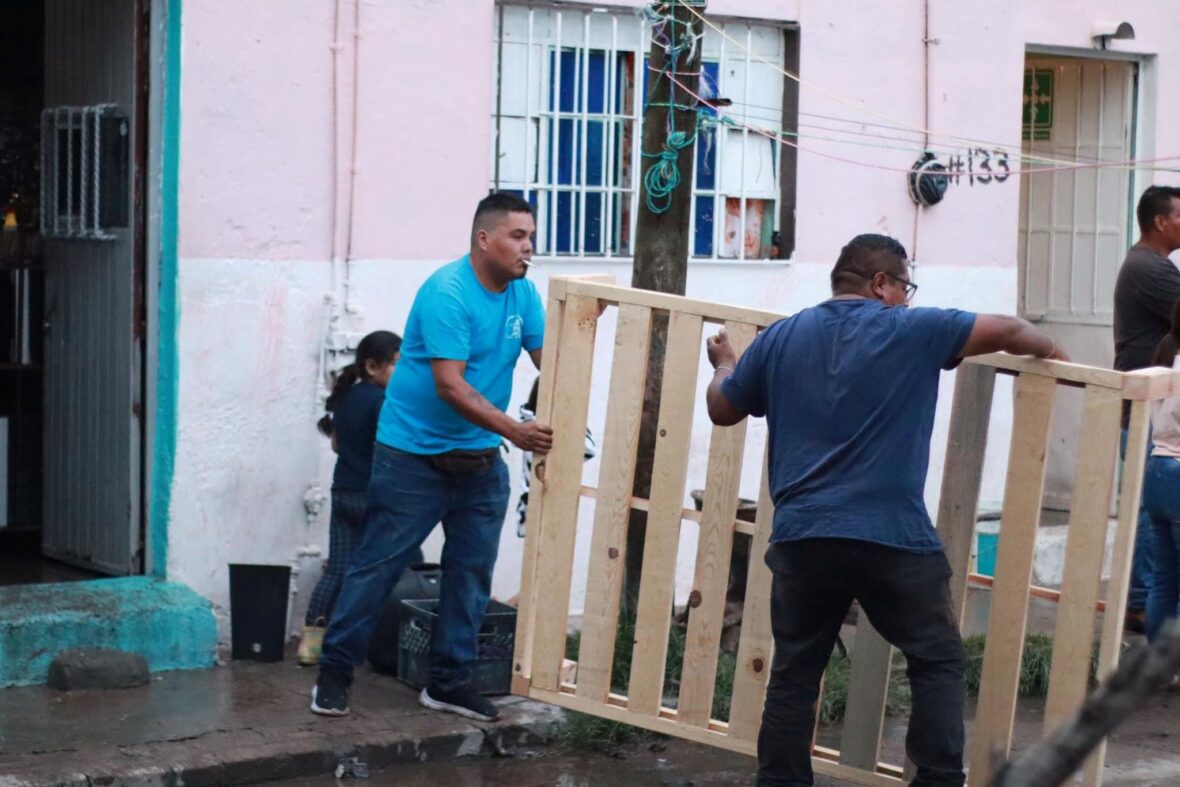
[397,599,516,695]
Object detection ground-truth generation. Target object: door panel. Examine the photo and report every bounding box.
[1018,56,1135,509]
[41,0,141,574]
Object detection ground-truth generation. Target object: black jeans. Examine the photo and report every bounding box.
[758,539,966,787]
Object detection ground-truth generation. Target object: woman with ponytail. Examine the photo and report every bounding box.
[299,330,402,665]
[1141,300,1180,642]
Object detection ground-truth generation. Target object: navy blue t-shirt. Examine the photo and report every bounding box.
[720,299,976,552]
[331,381,386,492]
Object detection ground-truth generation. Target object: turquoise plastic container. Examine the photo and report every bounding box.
[976,531,999,577]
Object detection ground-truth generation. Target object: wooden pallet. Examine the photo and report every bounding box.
[512,275,1180,786]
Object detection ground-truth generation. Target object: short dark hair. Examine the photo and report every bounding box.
[472,191,534,240]
[830,234,909,293]
[1136,186,1180,235]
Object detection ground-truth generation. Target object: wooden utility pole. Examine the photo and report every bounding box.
[625,1,706,610]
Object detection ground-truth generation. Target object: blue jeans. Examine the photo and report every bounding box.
[1121,428,1155,611]
[319,443,510,690]
[1142,455,1180,641]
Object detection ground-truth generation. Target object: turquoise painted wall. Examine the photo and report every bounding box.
[0,578,218,687]
[149,0,181,578]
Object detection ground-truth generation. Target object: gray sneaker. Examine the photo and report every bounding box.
[419,684,500,721]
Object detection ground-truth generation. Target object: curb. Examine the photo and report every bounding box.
[0,698,564,787]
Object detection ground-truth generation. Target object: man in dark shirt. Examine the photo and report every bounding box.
[1112,185,1180,629]
[706,234,1066,787]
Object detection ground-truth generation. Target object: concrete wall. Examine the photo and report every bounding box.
[166,0,1180,636]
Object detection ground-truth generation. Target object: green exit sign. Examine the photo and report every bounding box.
[1022,69,1053,141]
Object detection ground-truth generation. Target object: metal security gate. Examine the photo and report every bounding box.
[514,276,1176,785]
[40,0,144,574]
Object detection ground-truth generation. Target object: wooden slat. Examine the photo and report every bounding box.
[575,304,653,701]
[529,686,905,787]
[937,364,997,624]
[627,310,704,714]
[969,373,1058,784]
[512,291,566,692]
[839,623,893,769]
[727,450,775,741]
[527,293,602,692]
[678,321,758,727]
[562,277,785,328]
[968,353,1126,391]
[1083,398,1152,785]
[578,484,758,534]
[1043,386,1121,731]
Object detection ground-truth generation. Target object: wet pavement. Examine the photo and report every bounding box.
[267,739,862,786]
[0,652,562,786]
[3,634,1180,785]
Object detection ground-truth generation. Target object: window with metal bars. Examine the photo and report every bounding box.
[491,3,798,261]
[40,105,129,241]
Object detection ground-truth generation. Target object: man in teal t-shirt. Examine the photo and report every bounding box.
[312,193,553,722]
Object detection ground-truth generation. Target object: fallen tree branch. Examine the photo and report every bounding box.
[988,619,1180,787]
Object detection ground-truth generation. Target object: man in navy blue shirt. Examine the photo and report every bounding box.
[706,234,1067,787]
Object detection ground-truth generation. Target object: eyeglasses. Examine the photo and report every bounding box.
[882,271,918,303]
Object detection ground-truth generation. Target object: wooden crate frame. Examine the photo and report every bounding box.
[512,275,1180,786]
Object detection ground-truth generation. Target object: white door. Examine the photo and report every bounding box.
[1017,56,1136,507]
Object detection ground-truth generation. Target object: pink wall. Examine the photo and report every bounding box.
[176,0,1180,264]
[178,1,335,260]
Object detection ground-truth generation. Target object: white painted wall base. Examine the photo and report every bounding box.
[169,255,1017,643]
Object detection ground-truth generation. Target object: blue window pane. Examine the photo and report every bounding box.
[693,195,714,257]
[695,127,716,191]
[555,191,574,254]
[587,52,606,114]
[583,192,603,254]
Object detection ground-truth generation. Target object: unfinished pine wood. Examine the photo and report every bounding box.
[564,278,784,328]
[627,310,705,715]
[528,293,602,692]
[577,484,758,535]
[1043,386,1121,732]
[969,372,1058,784]
[969,353,1126,391]
[575,303,654,702]
[839,623,893,770]
[727,450,775,741]
[1119,365,1180,401]
[528,687,905,787]
[937,363,997,624]
[677,320,758,727]
[513,293,567,689]
[1083,398,1151,786]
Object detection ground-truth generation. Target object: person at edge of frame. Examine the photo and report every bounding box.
[703,233,1068,787]
[1113,185,1180,634]
[309,192,553,723]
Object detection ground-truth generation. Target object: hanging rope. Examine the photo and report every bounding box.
[639,0,704,214]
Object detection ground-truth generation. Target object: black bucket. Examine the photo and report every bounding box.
[228,563,291,662]
[368,563,443,675]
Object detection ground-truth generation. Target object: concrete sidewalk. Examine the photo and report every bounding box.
[0,655,562,787]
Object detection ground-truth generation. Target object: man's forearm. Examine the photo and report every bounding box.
[1003,318,1057,358]
[438,379,519,442]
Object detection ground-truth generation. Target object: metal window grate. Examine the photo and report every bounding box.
[40,105,127,241]
[492,3,789,261]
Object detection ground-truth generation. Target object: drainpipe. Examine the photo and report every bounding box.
[912,0,936,281]
[295,0,363,632]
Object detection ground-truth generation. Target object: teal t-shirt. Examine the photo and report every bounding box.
[377,255,545,454]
